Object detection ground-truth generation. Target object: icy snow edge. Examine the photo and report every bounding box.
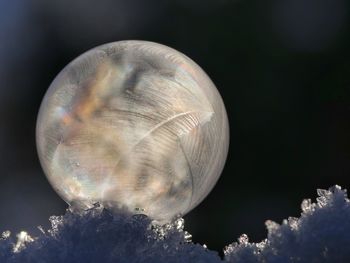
[1,185,350,263]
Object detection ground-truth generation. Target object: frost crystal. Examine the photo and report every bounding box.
[13,232,34,253]
[0,185,350,262]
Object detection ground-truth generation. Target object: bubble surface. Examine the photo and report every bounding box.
[36,40,229,222]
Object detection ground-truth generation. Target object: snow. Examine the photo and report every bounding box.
[1,186,350,262]
[224,185,350,263]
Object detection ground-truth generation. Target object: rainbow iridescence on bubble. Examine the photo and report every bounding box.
[36,41,229,222]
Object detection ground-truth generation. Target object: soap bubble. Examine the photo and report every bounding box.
[36,41,229,222]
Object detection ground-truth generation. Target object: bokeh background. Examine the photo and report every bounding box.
[1,0,350,254]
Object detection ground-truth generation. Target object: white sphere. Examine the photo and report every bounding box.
[36,41,229,222]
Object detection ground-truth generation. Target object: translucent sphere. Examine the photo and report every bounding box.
[36,41,229,222]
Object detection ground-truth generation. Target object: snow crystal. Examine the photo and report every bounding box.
[0,186,350,262]
[224,185,350,263]
[0,204,220,263]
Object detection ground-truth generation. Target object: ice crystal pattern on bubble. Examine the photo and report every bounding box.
[36,40,229,222]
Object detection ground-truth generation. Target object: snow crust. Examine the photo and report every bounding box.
[1,186,350,262]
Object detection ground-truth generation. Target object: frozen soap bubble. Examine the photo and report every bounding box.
[36,40,229,222]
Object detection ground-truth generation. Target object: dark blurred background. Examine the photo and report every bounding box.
[1,0,350,254]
